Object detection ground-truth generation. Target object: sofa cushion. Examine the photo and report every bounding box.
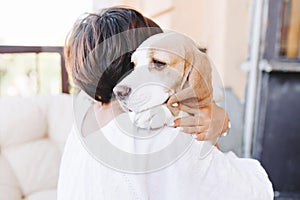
[46,95,73,152]
[25,189,56,200]
[2,139,61,196]
[0,94,73,199]
[0,97,47,148]
[0,155,22,200]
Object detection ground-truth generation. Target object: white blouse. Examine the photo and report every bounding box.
[58,111,273,200]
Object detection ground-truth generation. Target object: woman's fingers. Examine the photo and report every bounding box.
[178,104,202,115]
[167,91,229,144]
[174,115,207,127]
[167,88,198,116]
[195,132,207,141]
[195,132,218,146]
[166,96,181,116]
[170,103,210,116]
[182,126,208,134]
[167,96,212,116]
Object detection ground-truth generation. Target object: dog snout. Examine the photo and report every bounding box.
[113,85,132,99]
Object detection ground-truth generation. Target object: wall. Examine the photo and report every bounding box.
[92,0,251,100]
[171,0,250,100]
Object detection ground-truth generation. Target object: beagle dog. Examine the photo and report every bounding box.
[113,32,214,129]
[109,32,273,199]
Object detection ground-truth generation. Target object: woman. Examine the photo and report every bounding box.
[58,6,272,200]
[65,6,229,141]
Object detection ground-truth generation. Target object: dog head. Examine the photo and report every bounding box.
[113,32,213,121]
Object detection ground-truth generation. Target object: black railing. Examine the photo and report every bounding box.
[0,45,69,93]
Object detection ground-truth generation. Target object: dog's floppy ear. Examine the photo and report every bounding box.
[167,50,213,116]
[184,46,213,108]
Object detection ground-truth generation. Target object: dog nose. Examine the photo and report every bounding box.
[114,85,132,99]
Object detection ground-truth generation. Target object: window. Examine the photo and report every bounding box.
[0,47,69,96]
[279,0,300,59]
[264,0,300,61]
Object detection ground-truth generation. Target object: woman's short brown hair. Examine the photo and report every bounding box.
[65,7,163,103]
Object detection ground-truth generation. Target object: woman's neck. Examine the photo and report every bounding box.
[94,100,125,128]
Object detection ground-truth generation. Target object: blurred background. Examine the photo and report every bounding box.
[0,0,299,199]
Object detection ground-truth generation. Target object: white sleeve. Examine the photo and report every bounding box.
[213,150,274,200]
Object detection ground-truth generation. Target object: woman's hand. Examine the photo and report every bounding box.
[166,92,229,145]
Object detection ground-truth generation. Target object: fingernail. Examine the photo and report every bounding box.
[171,102,179,107]
[173,122,178,127]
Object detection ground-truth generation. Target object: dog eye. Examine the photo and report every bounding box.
[153,59,166,69]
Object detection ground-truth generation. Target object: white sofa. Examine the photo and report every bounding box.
[0,94,73,200]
